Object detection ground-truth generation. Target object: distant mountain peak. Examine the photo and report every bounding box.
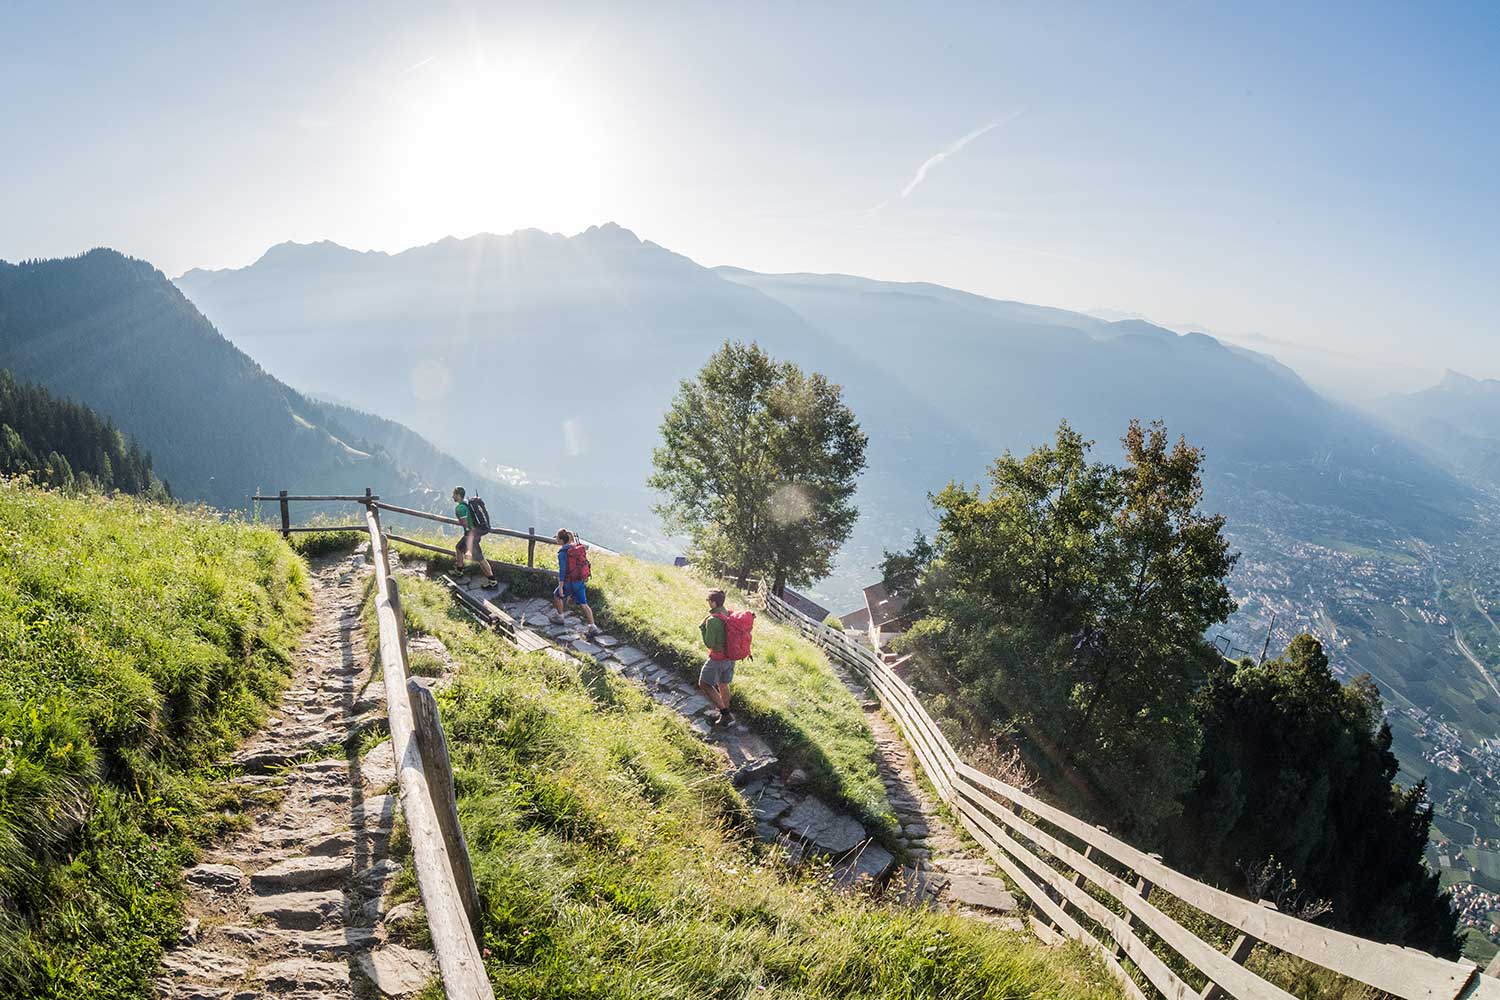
[1438,369,1498,393]
[578,222,642,245]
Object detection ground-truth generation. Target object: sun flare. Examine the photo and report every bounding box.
[387,55,607,226]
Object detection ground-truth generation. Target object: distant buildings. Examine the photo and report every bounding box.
[837,578,915,655]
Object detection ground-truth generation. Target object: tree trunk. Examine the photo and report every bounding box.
[735,560,751,588]
[772,565,787,598]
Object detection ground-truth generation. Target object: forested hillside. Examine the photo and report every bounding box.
[0,368,166,496]
[0,250,444,513]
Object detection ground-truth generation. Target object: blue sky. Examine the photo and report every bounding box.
[2,1,1496,382]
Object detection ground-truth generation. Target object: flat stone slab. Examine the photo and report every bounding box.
[248,889,346,929]
[257,957,351,991]
[613,646,649,667]
[354,793,397,830]
[833,842,896,886]
[220,925,377,954]
[161,947,249,980]
[942,873,1017,912]
[571,640,603,657]
[184,863,244,893]
[251,855,353,892]
[781,797,868,855]
[751,793,793,823]
[358,944,440,997]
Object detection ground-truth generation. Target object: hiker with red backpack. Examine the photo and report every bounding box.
[699,588,754,726]
[550,529,600,636]
[451,486,499,590]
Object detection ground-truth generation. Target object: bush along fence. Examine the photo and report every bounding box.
[762,589,1500,1000]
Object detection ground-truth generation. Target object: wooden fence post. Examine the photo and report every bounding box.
[527,527,535,568]
[279,489,290,538]
[408,678,484,938]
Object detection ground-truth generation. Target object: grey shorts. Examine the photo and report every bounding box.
[699,658,735,686]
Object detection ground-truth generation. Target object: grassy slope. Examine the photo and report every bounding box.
[0,480,309,1000]
[394,574,1119,1000]
[393,531,897,842]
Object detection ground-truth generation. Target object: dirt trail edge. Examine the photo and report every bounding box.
[157,549,439,1000]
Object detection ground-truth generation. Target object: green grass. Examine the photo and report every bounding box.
[0,479,310,999]
[390,531,898,843]
[388,575,1121,1000]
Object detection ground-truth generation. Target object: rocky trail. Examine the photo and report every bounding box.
[157,550,440,1000]
[454,573,1019,926]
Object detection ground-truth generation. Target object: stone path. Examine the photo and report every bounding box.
[157,550,440,1000]
[455,576,1018,925]
[849,680,1022,927]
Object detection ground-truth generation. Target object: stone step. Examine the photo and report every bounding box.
[251,855,353,892]
[184,863,244,893]
[357,945,441,997]
[220,924,377,954]
[256,957,351,992]
[248,889,346,930]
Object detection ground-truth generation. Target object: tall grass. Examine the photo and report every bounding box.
[391,532,897,841]
[0,479,309,999]
[392,575,1121,1000]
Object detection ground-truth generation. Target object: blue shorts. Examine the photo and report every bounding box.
[557,581,588,606]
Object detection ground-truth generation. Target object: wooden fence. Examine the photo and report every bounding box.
[761,590,1500,1000]
[254,492,564,567]
[253,491,493,999]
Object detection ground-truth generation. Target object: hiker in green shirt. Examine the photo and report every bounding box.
[698,589,736,725]
[451,486,499,589]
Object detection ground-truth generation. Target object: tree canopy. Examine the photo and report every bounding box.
[1170,634,1458,954]
[897,420,1236,836]
[648,341,867,593]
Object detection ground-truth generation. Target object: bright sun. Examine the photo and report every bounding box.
[386,55,608,229]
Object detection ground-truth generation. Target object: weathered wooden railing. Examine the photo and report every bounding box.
[762,589,1499,1000]
[253,491,564,570]
[252,491,493,999]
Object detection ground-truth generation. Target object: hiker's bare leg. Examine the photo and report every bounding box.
[552,589,567,616]
[479,557,495,580]
[716,683,733,711]
[699,682,728,711]
[581,604,596,627]
[454,540,467,572]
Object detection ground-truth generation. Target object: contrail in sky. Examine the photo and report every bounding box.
[900,109,1024,198]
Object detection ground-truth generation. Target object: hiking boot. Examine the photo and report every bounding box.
[549,613,566,625]
[717,709,735,726]
[482,578,499,590]
[707,709,724,726]
[585,624,601,637]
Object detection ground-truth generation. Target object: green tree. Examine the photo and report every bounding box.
[1169,634,1459,954]
[898,420,1236,836]
[649,342,867,594]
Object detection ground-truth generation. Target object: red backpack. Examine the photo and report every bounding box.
[712,610,755,661]
[564,543,592,583]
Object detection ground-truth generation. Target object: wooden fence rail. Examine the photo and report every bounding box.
[365,503,494,1000]
[761,590,1498,1000]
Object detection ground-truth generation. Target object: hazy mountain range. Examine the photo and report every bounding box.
[0,250,590,536]
[175,224,1476,607]
[1377,371,1500,491]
